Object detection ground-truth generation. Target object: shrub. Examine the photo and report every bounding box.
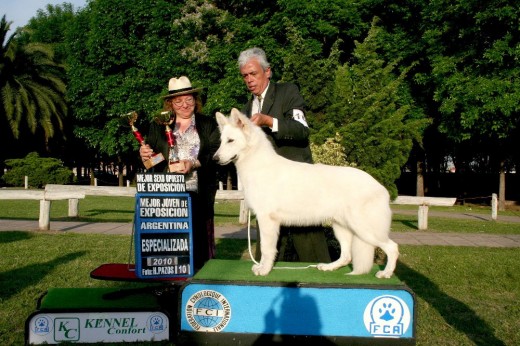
[311,133,355,167]
[2,152,73,188]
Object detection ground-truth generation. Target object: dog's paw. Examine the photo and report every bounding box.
[316,263,337,271]
[252,264,272,276]
[375,270,393,279]
[317,258,350,272]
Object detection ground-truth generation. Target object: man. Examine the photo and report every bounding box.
[238,47,331,263]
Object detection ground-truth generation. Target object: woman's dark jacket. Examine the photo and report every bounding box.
[145,113,220,204]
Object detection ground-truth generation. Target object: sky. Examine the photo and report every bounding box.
[1,0,88,35]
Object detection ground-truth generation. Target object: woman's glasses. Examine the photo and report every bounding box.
[172,97,195,107]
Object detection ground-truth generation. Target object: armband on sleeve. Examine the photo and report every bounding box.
[292,109,309,127]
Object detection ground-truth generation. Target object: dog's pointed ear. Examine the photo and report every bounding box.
[230,108,251,132]
[215,112,228,130]
[229,108,241,124]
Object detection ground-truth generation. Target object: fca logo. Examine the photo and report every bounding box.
[54,318,80,341]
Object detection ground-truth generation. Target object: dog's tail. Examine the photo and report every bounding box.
[350,235,375,275]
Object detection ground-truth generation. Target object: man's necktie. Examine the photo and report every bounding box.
[257,95,262,112]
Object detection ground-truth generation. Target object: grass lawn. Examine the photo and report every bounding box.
[0,196,519,345]
[0,232,518,345]
[0,197,519,234]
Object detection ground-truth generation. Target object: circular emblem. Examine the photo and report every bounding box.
[147,314,167,334]
[185,290,231,332]
[363,295,411,337]
[32,315,52,335]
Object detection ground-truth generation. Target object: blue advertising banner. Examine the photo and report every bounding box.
[180,282,415,340]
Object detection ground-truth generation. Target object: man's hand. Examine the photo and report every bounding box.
[251,113,273,128]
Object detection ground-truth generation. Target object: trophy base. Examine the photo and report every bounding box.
[144,153,165,169]
[168,161,185,173]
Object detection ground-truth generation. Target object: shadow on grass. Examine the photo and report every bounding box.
[0,250,87,301]
[0,231,34,244]
[51,209,135,222]
[81,209,135,217]
[392,217,418,230]
[396,262,505,346]
[53,217,133,223]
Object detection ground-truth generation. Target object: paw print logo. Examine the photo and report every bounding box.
[33,315,51,334]
[379,302,396,321]
[364,295,412,337]
[151,316,162,327]
[36,318,48,328]
[148,314,166,333]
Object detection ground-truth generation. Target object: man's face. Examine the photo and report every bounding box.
[240,58,271,97]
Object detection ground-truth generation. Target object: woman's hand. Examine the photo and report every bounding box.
[169,159,197,174]
[139,144,154,162]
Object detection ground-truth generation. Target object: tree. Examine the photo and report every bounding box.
[421,0,520,209]
[317,18,428,198]
[66,0,187,185]
[0,15,67,150]
[19,3,79,64]
[280,19,341,129]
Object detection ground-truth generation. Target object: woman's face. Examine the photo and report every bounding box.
[170,94,195,119]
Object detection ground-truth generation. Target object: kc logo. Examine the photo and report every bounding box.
[55,318,80,342]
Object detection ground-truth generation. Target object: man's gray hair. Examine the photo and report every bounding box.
[238,47,271,71]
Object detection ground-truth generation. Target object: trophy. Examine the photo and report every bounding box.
[125,111,165,169]
[154,111,185,172]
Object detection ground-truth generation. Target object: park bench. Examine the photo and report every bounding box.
[45,184,136,197]
[1,184,458,232]
[46,184,251,222]
[0,185,135,231]
[216,191,458,230]
[45,184,137,221]
[0,189,85,231]
[391,195,457,230]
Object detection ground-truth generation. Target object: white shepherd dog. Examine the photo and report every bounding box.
[213,108,399,279]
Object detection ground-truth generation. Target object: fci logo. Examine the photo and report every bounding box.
[54,318,80,342]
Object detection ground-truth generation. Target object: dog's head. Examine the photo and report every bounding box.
[213,108,256,165]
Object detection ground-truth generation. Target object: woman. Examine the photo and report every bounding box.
[139,76,221,272]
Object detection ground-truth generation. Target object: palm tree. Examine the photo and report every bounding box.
[0,15,67,149]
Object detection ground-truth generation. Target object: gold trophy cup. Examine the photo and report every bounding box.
[126,111,165,169]
[154,111,185,173]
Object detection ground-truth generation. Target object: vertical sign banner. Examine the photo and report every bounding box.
[134,173,193,279]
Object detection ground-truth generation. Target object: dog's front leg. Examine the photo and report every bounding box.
[252,217,280,276]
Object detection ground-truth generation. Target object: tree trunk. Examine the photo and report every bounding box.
[117,157,125,186]
[90,166,95,186]
[416,159,425,197]
[226,170,232,190]
[499,159,506,211]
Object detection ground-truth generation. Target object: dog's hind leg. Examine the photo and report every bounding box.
[317,222,353,272]
[252,216,280,276]
[348,235,375,275]
[374,239,399,279]
[352,232,399,278]
[348,203,399,278]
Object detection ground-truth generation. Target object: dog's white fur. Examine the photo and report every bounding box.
[213,108,399,278]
